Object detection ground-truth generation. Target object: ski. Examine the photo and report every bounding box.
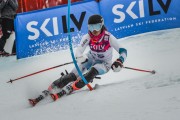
[50,89,66,101]
[28,96,45,107]
[50,84,100,101]
[28,90,49,107]
[28,84,100,106]
[50,93,59,101]
[28,99,36,106]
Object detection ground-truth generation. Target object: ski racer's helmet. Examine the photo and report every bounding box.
[88,14,105,32]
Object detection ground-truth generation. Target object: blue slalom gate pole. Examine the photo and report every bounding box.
[67,0,93,90]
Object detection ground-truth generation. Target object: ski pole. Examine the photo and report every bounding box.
[7,61,73,83]
[123,66,156,74]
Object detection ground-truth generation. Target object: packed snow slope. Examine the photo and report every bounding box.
[0,28,180,120]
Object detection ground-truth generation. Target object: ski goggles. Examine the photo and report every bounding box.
[88,23,103,32]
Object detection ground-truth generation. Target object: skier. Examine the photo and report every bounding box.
[29,14,127,106]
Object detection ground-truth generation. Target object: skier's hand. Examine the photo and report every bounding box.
[76,55,88,64]
[111,59,123,72]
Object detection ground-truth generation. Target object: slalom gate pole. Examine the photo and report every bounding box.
[67,0,93,91]
[7,61,73,83]
[123,66,156,74]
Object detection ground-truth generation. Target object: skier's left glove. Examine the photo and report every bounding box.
[76,55,88,64]
[111,59,123,72]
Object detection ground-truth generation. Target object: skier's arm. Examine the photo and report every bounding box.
[110,34,127,72]
[109,34,127,63]
[75,34,90,58]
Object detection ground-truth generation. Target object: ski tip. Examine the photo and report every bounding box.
[28,99,37,107]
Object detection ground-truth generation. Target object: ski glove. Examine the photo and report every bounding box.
[111,59,123,72]
[76,55,88,64]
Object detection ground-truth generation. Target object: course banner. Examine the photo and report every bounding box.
[15,0,180,59]
[15,1,100,59]
[100,0,180,38]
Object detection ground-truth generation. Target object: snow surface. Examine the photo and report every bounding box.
[0,28,180,120]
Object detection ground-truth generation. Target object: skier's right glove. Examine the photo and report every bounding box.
[111,59,123,72]
[76,55,88,64]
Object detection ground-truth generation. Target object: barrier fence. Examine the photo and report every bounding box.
[15,0,180,59]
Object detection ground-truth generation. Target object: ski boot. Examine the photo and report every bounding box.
[52,72,77,89]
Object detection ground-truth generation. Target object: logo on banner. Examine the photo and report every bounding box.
[112,0,172,23]
[26,11,86,40]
